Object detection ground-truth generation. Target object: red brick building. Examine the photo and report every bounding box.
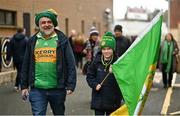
[0,0,113,38]
[170,0,180,43]
[0,0,112,70]
[170,0,180,29]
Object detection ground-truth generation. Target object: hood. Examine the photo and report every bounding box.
[13,33,26,41]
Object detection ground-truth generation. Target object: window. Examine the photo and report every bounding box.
[98,22,101,34]
[0,9,16,26]
[81,20,85,34]
[65,18,69,36]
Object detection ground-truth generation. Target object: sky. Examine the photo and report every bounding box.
[113,0,168,19]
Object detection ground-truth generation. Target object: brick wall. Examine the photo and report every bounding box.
[170,0,180,29]
[0,0,113,38]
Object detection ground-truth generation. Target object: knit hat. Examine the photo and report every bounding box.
[35,9,58,27]
[89,26,99,36]
[114,25,122,32]
[100,32,116,51]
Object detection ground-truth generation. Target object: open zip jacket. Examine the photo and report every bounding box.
[21,29,76,91]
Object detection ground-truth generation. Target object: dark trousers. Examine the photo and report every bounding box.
[29,88,66,115]
[162,63,173,87]
[14,63,22,87]
[75,52,83,69]
[94,109,114,116]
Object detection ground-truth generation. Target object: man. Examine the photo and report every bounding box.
[21,9,76,115]
[114,25,131,57]
[6,27,28,91]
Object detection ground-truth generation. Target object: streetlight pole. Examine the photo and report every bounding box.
[104,8,111,32]
[168,0,170,31]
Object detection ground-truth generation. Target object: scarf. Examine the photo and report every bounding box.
[161,40,174,72]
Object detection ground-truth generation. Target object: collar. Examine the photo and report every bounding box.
[36,32,58,40]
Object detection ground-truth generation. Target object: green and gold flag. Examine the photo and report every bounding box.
[111,11,163,115]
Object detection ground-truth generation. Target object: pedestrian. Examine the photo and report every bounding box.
[6,27,28,91]
[114,25,131,57]
[82,26,100,75]
[86,32,122,115]
[21,9,76,115]
[68,29,77,50]
[73,34,85,69]
[159,33,179,88]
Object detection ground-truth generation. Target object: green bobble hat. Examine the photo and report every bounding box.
[100,32,116,51]
[35,9,58,27]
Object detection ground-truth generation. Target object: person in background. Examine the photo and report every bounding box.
[21,9,76,115]
[73,34,85,69]
[82,26,100,75]
[6,27,28,91]
[114,25,131,57]
[159,33,179,88]
[86,32,122,115]
[68,29,77,50]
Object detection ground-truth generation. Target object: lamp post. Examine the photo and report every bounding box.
[168,0,170,31]
[104,8,111,32]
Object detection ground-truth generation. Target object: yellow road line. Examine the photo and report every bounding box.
[160,73,177,115]
[161,87,172,115]
[174,84,180,87]
[169,110,180,115]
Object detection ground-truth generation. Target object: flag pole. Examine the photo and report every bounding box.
[100,73,110,85]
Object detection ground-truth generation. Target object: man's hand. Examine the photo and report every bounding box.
[66,90,73,95]
[21,89,29,101]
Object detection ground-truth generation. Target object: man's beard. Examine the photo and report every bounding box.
[40,25,54,36]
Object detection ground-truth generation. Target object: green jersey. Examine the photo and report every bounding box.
[34,32,58,89]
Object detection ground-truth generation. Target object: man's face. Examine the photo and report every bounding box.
[114,30,122,38]
[39,17,55,36]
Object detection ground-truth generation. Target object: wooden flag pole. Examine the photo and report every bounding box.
[100,73,110,85]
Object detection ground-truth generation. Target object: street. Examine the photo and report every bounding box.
[0,69,180,115]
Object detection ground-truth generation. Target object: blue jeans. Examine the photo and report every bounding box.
[29,88,66,115]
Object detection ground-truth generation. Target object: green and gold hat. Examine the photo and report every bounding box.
[100,32,116,51]
[35,9,58,27]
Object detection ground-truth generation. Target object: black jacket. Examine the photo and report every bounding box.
[115,36,131,57]
[6,33,28,64]
[21,29,76,91]
[86,52,122,111]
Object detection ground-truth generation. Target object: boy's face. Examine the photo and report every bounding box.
[102,47,113,59]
